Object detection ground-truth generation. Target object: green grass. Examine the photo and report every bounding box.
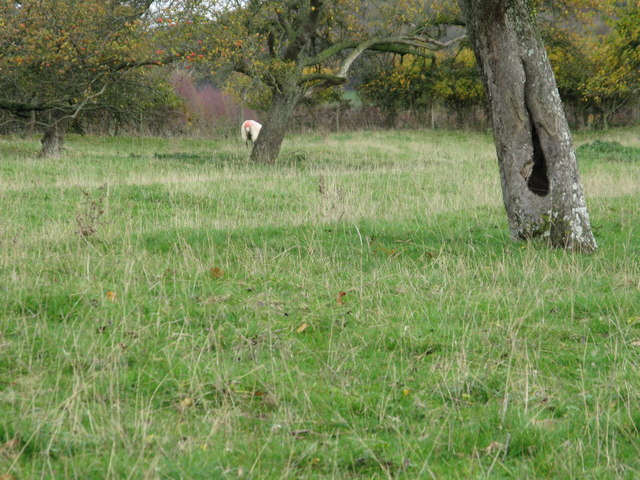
[577,140,640,163]
[1,127,640,479]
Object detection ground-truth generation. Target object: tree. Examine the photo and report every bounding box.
[358,47,484,127]
[535,0,640,129]
[358,55,435,127]
[456,0,597,252]
[0,0,185,156]
[203,0,464,163]
[579,3,640,128]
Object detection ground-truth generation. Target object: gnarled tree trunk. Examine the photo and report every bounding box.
[249,86,303,164]
[39,116,68,158]
[458,0,597,252]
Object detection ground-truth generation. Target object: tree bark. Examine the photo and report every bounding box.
[38,117,68,158]
[249,87,303,164]
[25,110,36,137]
[458,0,597,252]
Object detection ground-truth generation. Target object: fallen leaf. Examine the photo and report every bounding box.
[180,397,193,408]
[336,291,347,306]
[0,437,20,453]
[105,291,116,301]
[296,322,308,333]
[209,267,224,279]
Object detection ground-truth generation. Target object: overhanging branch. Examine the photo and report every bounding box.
[300,34,465,97]
[304,34,465,68]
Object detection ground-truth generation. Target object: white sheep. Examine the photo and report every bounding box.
[241,120,262,147]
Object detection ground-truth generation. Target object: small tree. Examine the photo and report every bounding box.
[358,47,485,127]
[358,55,438,126]
[0,0,186,156]
[580,4,640,128]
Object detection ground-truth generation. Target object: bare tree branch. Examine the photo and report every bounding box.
[41,82,110,128]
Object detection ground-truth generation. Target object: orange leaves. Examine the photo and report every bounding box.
[293,290,350,334]
[155,17,178,27]
[0,436,21,453]
[0,0,181,117]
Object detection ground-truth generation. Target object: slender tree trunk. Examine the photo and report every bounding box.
[250,87,302,164]
[458,0,597,252]
[25,110,36,137]
[38,117,68,158]
[430,103,436,129]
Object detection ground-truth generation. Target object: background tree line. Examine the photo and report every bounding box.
[358,0,640,130]
[2,0,638,151]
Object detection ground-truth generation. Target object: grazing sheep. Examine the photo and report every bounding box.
[241,120,262,147]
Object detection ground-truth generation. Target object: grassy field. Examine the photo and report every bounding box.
[1,127,640,479]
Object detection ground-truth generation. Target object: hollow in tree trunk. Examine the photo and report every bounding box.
[250,87,302,164]
[457,0,597,252]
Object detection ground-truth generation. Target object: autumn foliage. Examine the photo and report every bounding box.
[0,0,193,154]
[359,1,640,129]
[0,1,158,110]
[0,0,638,147]
[358,47,484,124]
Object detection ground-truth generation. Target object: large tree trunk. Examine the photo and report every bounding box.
[458,0,597,252]
[38,117,68,158]
[250,87,302,164]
